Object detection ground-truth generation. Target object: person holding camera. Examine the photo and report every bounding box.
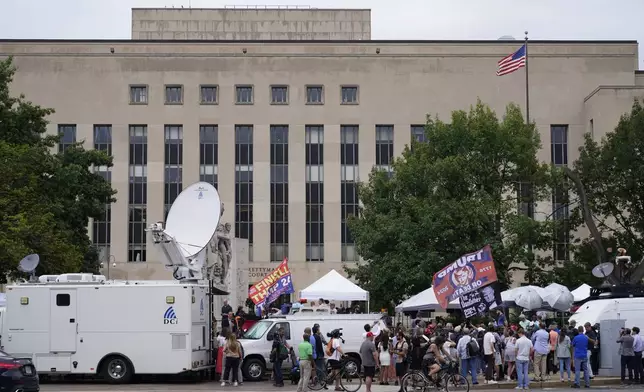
[326,329,344,391]
[618,327,635,384]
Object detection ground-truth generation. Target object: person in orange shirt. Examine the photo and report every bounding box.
[548,324,560,377]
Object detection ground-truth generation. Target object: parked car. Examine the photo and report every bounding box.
[0,350,39,392]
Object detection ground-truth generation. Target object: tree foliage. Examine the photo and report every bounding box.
[0,57,116,282]
[572,100,644,281]
[346,101,556,309]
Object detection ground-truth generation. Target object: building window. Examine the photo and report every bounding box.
[58,124,76,152]
[271,86,289,105]
[199,125,218,188]
[270,125,289,262]
[235,125,254,261]
[375,125,394,174]
[589,118,594,139]
[128,125,148,263]
[235,85,254,104]
[517,182,534,218]
[305,125,324,262]
[341,125,359,262]
[306,85,324,104]
[411,125,427,143]
[341,86,359,104]
[93,125,112,262]
[200,85,218,104]
[165,85,183,104]
[129,85,148,104]
[164,125,183,219]
[551,124,569,261]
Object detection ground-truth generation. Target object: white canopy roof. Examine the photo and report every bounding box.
[395,286,460,312]
[572,283,592,302]
[299,270,369,301]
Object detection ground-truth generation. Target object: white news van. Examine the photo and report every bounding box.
[2,273,213,383]
[239,313,385,382]
[569,297,644,328]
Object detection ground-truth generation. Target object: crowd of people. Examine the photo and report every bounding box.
[214,299,644,390]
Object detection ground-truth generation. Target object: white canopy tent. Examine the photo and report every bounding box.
[299,270,370,310]
[572,283,592,302]
[395,287,460,312]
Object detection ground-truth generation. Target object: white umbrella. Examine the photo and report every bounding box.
[542,283,575,311]
[514,286,544,310]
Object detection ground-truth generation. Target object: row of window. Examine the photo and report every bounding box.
[129,84,359,105]
[85,124,570,263]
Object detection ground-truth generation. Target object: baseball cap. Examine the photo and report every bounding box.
[366,332,374,338]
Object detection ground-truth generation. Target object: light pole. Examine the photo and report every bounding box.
[100,255,116,279]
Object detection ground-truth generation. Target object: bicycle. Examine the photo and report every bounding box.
[402,362,469,392]
[308,357,362,392]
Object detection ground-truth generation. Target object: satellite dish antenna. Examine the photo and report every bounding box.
[592,262,615,279]
[18,254,40,282]
[147,182,222,282]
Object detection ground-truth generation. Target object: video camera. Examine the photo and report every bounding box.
[327,328,345,343]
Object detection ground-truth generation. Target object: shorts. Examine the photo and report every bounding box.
[328,359,342,370]
[395,362,408,377]
[363,366,376,378]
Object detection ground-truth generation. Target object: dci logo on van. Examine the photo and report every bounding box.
[164,306,178,324]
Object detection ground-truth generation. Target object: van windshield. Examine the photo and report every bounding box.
[243,320,273,339]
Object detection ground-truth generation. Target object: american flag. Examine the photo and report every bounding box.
[497,45,526,76]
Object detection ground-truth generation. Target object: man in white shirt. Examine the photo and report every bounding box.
[515,329,534,390]
[633,327,643,383]
[483,325,497,384]
[456,328,479,385]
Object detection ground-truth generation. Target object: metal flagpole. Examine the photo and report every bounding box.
[524,31,530,123]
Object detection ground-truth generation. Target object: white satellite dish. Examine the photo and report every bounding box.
[165,182,222,258]
[18,254,40,281]
[147,182,222,281]
[592,262,614,278]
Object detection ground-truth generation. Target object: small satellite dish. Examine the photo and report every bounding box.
[592,262,615,278]
[18,254,40,281]
[165,182,221,257]
[18,254,40,273]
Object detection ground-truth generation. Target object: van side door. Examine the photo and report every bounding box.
[49,290,78,352]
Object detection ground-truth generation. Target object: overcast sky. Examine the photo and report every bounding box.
[1,0,642,67]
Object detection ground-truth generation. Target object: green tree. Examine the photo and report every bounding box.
[346,101,555,309]
[572,100,644,283]
[0,57,116,282]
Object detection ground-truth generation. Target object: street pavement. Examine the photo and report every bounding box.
[38,381,641,392]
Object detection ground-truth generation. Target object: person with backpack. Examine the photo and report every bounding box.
[270,328,290,387]
[456,328,479,385]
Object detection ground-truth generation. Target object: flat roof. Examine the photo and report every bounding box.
[131,7,371,11]
[0,39,638,45]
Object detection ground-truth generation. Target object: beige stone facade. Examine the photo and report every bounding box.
[131,7,371,41]
[1,9,643,296]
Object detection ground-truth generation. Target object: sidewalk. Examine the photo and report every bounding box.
[469,376,621,390]
[364,376,622,391]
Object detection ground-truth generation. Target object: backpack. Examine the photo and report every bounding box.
[325,338,335,356]
[278,342,289,361]
[467,336,480,357]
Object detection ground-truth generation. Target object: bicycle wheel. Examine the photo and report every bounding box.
[339,368,362,392]
[444,373,469,392]
[402,370,430,392]
[308,366,328,391]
